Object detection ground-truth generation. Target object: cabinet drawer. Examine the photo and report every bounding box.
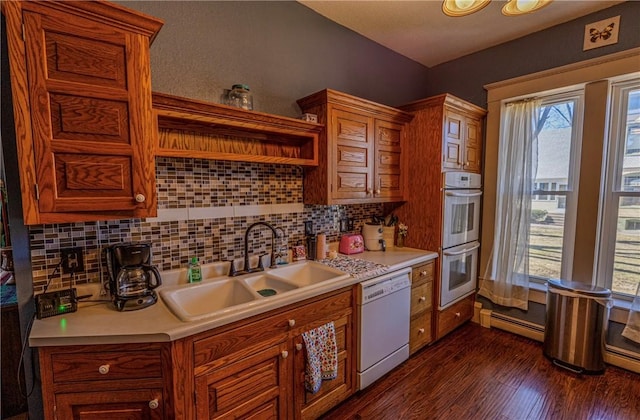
[436,294,474,339]
[286,289,352,333]
[409,310,432,355]
[51,350,162,383]
[55,389,164,420]
[410,282,432,317]
[411,262,434,286]
[194,289,353,368]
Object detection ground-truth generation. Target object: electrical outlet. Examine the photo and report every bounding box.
[339,218,349,232]
[304,221,314,236]
[347,218,354,231]
[61,248,84,274]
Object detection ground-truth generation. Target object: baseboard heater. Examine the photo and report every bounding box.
[478,308,640,374]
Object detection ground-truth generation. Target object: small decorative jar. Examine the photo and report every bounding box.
[228,84,253,110]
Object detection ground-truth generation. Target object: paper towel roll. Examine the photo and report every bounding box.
[317,233,327,260]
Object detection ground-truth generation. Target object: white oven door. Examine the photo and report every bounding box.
[440,241,480,309]
[442,189,482,249]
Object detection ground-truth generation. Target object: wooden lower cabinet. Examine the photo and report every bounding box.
[409,261,434,354]
[194,341,290,419]
[190,287,355,420]
[293,314,353,419]
[435,294,475,340]
[38,343,169,420]
[38,288,356,419]
[55,389,164,420]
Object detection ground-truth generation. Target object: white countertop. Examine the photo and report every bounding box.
[29,247,437,347]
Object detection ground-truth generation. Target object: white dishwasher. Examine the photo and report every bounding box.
[357,267,412,390]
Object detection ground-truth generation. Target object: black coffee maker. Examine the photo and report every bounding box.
[105,243,161,311]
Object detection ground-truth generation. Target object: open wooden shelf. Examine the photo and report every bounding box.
[153,92,321,166]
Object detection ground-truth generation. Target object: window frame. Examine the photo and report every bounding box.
[596,77,640,299]
[527,91,584,284]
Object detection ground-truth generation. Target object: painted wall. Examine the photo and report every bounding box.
[424,1,640,107]
[117,0,432,115]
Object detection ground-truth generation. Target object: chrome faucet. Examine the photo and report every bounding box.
[242,221,279,273]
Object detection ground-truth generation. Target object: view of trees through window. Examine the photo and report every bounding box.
[528,86,640,297]
[528,99,575,282]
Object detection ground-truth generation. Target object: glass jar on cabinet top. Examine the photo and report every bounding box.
[227,84,253,110]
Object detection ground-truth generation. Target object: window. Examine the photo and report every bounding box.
[598,79,640,297]
[625,220,640,230]
[483,51,640,307]
[528,93,583,282]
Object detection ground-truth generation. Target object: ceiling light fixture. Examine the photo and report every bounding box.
[442,0,552,17]
[502,0,552,16]
[442,0,491,17]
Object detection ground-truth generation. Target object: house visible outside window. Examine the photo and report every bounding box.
[528,93,583,282]
[598,79,640,297]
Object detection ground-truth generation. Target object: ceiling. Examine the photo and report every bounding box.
[298,0,626,67]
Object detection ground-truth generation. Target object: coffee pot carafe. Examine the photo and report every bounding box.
[105,243,161,311]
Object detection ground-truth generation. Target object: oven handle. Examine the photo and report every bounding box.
[445,190,483,198]
[443,243,480,256]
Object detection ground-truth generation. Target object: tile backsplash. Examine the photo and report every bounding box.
[29,157,382,293]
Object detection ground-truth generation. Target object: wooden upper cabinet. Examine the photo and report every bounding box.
[332,108,374,201]
[375,119,405,201]
[3,0,163,224]
[464,117,483,172]
[443,109,464,170]
[297,89,413,205]
[402,94,486,174]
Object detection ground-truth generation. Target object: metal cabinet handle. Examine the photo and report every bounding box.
[375,189,381,195]
[288,319,296,327]
[296,343,303,351]
[135,193,146,203]
[418,328,425,334]
[149,399,159,410]
[420,270,428,276]
[98,364,110,375]
[418,296,426,302]
[455,312,461,318]
[281,350,289,359]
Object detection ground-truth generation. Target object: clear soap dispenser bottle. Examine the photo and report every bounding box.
[188,257,202,283]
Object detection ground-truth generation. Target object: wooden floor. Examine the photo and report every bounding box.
[322,323,640,420]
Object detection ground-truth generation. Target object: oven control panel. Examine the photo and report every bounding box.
[443,171,481,189]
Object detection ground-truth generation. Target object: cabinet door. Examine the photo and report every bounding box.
[21,10,156,218]
[330,108,374,201]
[374,120,405,201]
[442,109,464,170]
[55,389,163,420]
[293,313,354,420]
[194,342,289,420]
[463,117,482,173]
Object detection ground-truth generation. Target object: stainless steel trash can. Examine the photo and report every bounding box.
[543,279,612,374]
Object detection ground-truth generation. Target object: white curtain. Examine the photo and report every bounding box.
[622,283,640,344]
[479,99,541,311]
